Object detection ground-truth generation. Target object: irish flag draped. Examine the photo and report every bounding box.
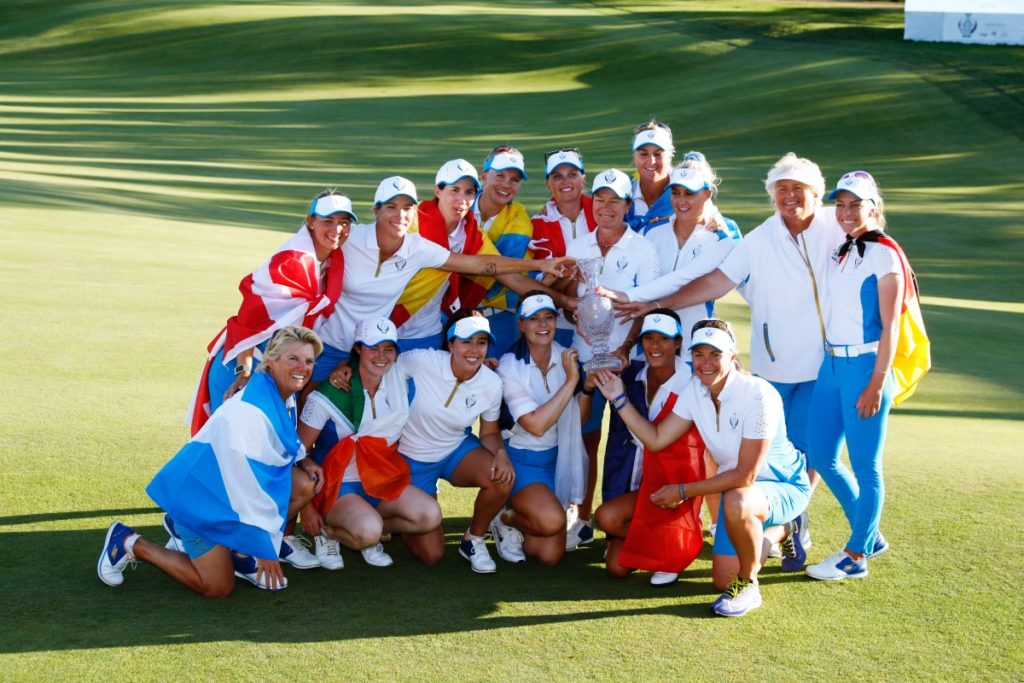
[390,199,499,328]
[187,225,343,435]
[148,371,303,561]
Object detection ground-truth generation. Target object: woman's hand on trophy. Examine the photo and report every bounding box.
[592,369,625,400]
[612,300,655,322]
[595,286,628,304]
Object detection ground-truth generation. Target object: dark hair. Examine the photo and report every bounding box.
[440,309,484,351]
[639,307,683,356]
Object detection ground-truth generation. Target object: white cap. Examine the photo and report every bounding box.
[640,312,682,340]
[688,326,736,354]
[764,152,825,198]
[374,176,418,206]
[545,149,584,178]
[309,194,358,221]
[632,127,673,152]
[668,167,711,193]
[448,315,494,343]
[484,151,528,180]
[591,168,632,199]
[518,293,557,319]
[828,171,880,204]
[435,159,481,191]
[354,317,399,349]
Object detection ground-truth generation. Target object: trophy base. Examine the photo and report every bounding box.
[584,354,622,373]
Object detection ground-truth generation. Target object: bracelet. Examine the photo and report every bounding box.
[582,386,595,396]
[610,392,626,405]
[611,394,628,411]
[651,300,661,309]
[677,484,687,502]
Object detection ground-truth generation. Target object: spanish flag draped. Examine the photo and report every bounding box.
[390,199,500,328]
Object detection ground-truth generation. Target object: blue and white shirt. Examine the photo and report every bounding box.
[824,240,901,346]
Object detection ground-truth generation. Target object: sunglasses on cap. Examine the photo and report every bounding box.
[691,318,734,340]
[485,144,521,165]
[544,146,582,162]
[633,119,670,134]
[839,170,875,184]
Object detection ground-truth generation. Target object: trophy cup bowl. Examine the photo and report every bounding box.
[576,257,622,373]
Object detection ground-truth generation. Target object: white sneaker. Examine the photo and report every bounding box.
[565,505,579,532]
[767,542,782,559]
[806,550,867,581]
[490,512,526,563]
[565,519,594,551]
[279,535,320,569]
[459,535,497,573]
[315,534,344,570]
[361,543,394,567]
[650,571,679,586]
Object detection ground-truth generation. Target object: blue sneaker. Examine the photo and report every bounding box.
[868,532,889,559]
[97,522,136,587]
[565,519,594,551]
[163,514,184,552]
[232,551,288,590]
[712,577,762,617]
[780,513,808,572]
[805,550,868,581]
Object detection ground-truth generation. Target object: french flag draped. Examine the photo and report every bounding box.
[187,225,343,435]
[149,371,303,561]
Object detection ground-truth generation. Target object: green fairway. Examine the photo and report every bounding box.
[1,1,1022,679]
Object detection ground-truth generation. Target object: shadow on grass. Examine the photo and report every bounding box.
[0,507,161,526]
[0,515,737,653]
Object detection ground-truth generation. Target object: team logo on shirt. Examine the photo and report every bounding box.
[729,413,739,431]
[465,395,477,409]
[394,257,407,271]
[854,256,863,268]
[384,395,392,409]
[692,245,702,259]
[615,256,628,272]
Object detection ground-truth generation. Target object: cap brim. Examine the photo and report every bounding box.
[375,192,417,206]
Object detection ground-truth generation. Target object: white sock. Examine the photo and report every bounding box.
[124,533,140,558]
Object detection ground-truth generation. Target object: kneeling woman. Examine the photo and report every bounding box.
[98,327,325,596]
[594,310,704,585]
[398,311,514,573]
[593,320,810,617]
[491,293,586,566]
[297,318,442,570]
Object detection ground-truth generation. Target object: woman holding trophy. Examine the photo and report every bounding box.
[550,168,660,548]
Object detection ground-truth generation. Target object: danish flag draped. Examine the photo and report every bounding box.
[528,194,596,260]
[187,225,344,435]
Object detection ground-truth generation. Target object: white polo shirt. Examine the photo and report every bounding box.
[566,227,661,362]
[397,349,503,463]
[300,386,401,483]
[629,221,738,347]
[718,210,844,383]
[396,219,468,342]
[825,240,901,346]
[497,342,575,451]
[672,371,803,483]
[317,223,451,351]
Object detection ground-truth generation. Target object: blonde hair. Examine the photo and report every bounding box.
[256,326,323,373]
[764,153,825,207]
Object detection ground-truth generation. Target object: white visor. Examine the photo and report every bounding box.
[591,168,632,199]
[436,159,481,190]
[545,150,584,178]
[310,194,358,220]
[448,316,494,343]
[354,317,398,349]
[374,176,418,206]
[485,151,528,180]
[632,127,673,152]
[688,326,735,355]
[640,313,682,340]
[519,294,557,319]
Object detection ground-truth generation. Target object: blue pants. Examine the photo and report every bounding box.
[806,353,894,556]
[767,378,815,455]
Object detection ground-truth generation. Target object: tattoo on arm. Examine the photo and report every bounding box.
[483,261,497,275]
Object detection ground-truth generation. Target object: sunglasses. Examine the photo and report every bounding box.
[839,170,875,184]
[544,146,582,162]
[691,318,734,340]
[633,119,670,135]
[485,144,521,165]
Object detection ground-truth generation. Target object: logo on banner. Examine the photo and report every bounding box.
[958,13,977,38]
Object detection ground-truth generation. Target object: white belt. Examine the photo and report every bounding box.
[826,341,879,358]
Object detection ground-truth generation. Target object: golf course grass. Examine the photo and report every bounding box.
[1,1,1022,679]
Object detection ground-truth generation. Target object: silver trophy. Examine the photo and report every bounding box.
[576,257,622,372]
